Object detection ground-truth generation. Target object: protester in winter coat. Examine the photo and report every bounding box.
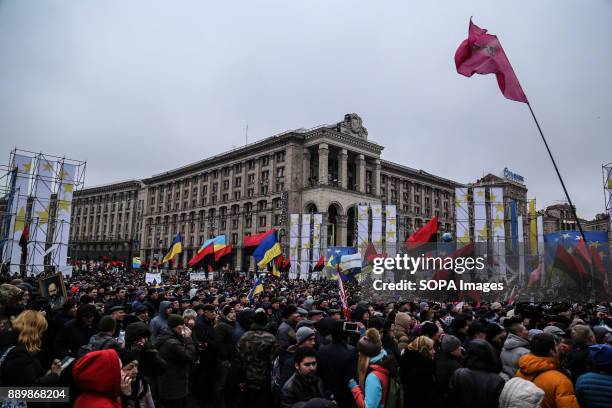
[72,348,123,408]
[213,304,237,408]
[349,328,399,408]
[435,335,463,403]
[498,377,545,408]
[122,321,166,403]
[79,315,120,357]
[575,344,612,408]
[149,300,172,343]
[317,321,358,408]
[501,324,530,378]
[281,346,325,408]
[565,324,595,382]
[54,303,98,357]
[400,335,439,408]
[235,310,279,408]
[515,333,579,408]
[448,339,505,408]
[155,314,197,408]
[0,310,62,387]
[278,305,300,349]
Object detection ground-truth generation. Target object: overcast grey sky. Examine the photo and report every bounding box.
[1,0,611,219]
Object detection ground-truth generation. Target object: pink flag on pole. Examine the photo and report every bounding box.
[455,18,528,103]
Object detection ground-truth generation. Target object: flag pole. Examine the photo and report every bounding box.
[526,102,588,244]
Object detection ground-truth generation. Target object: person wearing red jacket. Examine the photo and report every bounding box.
[72,348,129,408]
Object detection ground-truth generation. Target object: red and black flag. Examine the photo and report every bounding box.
[313,255,325,272]
[406,217,438,250]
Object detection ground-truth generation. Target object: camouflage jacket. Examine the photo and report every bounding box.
[236,328,279,388]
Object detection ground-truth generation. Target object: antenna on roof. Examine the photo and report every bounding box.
[245,124,249,146]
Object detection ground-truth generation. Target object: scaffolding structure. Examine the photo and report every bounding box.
[0,148,86,277]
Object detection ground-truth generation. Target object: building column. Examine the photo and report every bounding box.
[318,144,329,186]
[356,154,366,193]
[337,214,348,246]
[373,159,381,197]
[339,149,348,189]
[302,149,311,188]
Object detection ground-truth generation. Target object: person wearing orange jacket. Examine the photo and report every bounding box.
[515,333,579,408]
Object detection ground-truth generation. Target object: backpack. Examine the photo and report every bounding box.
[77,337,115,359]
[371,367,404,408]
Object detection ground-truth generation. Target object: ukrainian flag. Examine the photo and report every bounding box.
[248,278,264,301]
[253,230,282,268]
[163,233,183,263]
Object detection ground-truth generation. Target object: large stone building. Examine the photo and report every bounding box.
[69,114,459,269]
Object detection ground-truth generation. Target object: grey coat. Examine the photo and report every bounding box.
[500,334,530,378]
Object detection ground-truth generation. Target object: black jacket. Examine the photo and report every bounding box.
[54,318,98,358]
[317,341,358,408]
[400,349,439,408]
[447,340,505,408]
[435,352,463,404]
[214,316,235,361]
[280,371,325,408]
[0,330,60,388]
[155,327,197,400]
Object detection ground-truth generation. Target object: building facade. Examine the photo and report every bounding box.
[69,114,458,269]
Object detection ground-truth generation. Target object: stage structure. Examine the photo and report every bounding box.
[0,148,85,277]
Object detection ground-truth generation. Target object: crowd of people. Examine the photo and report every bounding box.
[0,261,611,408]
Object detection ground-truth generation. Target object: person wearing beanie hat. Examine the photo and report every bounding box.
[212,302,236,407]
[296,327,316,348]
[98,315,116,333]
[436,335,464,401]
[155,311,197,407]
[55,303,99,358]
[575,344,612,408]
[235,309,278,406]
[593,325,611,345]
[349,328,397,408]
[392,311,413,343]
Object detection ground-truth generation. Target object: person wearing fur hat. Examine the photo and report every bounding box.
[155,314,197,408]
[348,328,399,408]
[400,335,439,408]
[575,344,612,408]
[235,310,279,407]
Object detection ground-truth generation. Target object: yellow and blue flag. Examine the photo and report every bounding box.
[132,257,141,269]
[253,230,282,268]
[248,278,264,301]
[163,233,183,263]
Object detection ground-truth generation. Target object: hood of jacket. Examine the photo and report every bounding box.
[73,349,121,398]
[517,354,558,378]
[503,333,530,351]
[499,377,545,408]
[157,301,172,319]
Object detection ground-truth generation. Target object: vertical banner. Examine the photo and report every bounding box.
[311,214,323,279]
[490,187,506,281]
[384,205,397,256]
[529,199,537,256]
[473,187,488,242]
[371,204,383,252]
[357,205,369,253]
[28,158,56,275]
[517,215,525,286]
[300,213,311,280]
[455,187,470,244]
[510,200,518,255]
[8,155,33,275]
[537,215,545,283]
[289,214,300,279]
[52,163,77,277]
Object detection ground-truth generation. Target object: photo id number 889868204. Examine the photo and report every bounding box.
[0,387,69,402]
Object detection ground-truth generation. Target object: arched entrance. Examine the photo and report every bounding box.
[346,205,356,247]
[327,204,341,246]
